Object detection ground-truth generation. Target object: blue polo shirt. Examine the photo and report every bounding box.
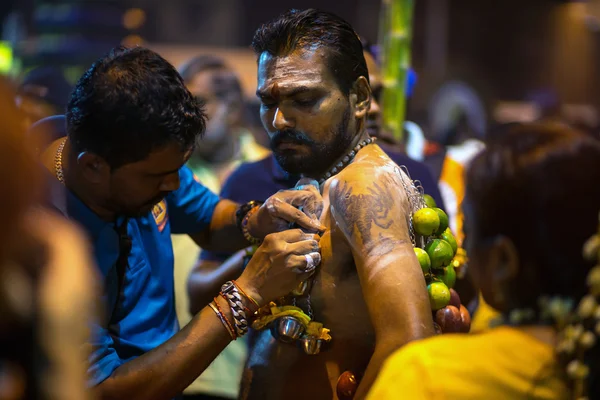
[50,165,220,386]
[200,150,444,262]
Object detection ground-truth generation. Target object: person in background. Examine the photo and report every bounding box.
[174,55,269,400]
[361,41,445,209]
[433,110,485,247]
[178,55,269,191]
[16,66,72,127]
[368,123,600,400]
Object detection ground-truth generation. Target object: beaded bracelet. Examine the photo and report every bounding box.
[241,206,262,245]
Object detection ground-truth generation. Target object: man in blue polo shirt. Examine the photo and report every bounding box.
[37,46,325,400]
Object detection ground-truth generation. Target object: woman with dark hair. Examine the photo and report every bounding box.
[368,122,600,399]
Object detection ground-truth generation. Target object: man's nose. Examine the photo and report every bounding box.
[272,107,295,130]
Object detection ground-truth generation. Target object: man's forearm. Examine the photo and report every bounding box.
[187,250,247,314]
[355,250,434,398]
[93,297,233,400]
[191,200,250,253]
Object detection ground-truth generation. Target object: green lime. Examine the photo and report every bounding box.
[423,194,437,208]
[432,208,449,236]
[440,265,457,289]
[425,239,454,270]
[414,247,431,273]
[440,228,458,255]
[413,208,440,236]
[428,281,451,310]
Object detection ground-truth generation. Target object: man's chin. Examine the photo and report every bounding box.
[274,153,312,176]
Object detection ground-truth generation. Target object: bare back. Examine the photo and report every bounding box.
[241,145,433,399]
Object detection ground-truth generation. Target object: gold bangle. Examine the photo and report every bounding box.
[208,301,236,340]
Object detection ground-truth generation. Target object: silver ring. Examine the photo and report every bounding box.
[304,253,316,271]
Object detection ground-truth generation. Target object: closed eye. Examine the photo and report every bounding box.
[259,96,276,109]
[294,98,317,108]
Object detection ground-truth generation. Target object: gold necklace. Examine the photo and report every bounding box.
[54,138,67,185]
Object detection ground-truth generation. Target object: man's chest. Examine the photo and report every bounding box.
[301,210,375,343]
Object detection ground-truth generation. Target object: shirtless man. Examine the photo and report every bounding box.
[242,9,434,399]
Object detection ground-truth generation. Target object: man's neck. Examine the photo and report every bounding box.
[307,130,370,180]
[60,140,117,222]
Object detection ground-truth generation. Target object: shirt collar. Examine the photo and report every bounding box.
[44,167,114,240]
[65,189,114,240]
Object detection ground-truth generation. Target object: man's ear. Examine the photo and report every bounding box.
[77,152,110,184]
[350,76,371,119]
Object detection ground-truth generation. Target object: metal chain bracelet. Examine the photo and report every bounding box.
[221,282,249,337]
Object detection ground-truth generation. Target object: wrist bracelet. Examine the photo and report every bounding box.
[235,200,263,230]
[241,206,262,245]
[220,281,249,337]
[209,300,236,340]
[219,292,248,337]
[232,280,261,313]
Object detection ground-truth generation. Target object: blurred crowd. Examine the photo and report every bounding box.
[1,6,600,400]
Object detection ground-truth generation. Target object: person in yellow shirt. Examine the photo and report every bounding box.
[369,123,600,400]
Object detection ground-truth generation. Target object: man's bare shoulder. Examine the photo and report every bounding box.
[325,147,413,257]
[327,145,408,201]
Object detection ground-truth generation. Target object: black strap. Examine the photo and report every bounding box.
[110,218,131,324]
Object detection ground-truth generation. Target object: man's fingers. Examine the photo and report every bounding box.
[267,229,320,243]
[282,187,325,220]
[271,201,325,231]
[284,239,320,256]
[289,252,322,274]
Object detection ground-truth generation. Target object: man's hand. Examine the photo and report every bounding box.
[236,229,321,306]
[247,184,326,239]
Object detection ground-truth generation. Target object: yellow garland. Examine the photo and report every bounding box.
[251,303,332,342]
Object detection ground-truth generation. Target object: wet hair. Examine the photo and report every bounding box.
[251,8,369,94]
[466,123,600,397]
[66,46,206,169]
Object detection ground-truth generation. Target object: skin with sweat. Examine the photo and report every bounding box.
[241,48,433,400]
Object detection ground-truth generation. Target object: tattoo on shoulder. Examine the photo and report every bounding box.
[330,180,408,256]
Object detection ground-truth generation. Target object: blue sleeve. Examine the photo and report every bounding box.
[87,323,122,386]
[167,165,221,235]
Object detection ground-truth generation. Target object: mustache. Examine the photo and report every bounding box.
[270,130,314,148]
